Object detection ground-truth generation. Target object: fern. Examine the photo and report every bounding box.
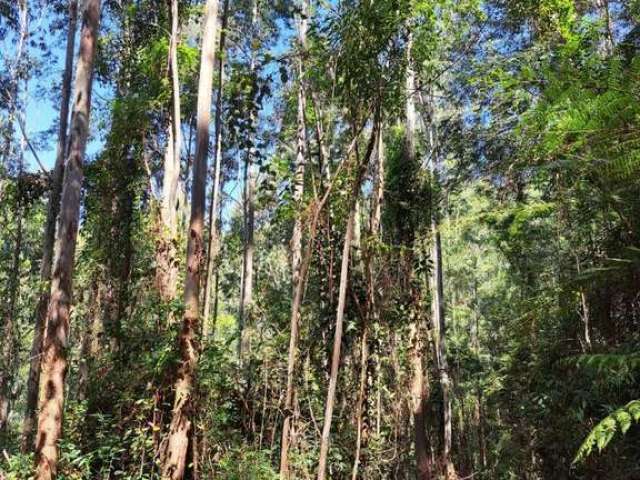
[574,400,640,463]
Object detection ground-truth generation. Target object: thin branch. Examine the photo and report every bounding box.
[16,115,51,178]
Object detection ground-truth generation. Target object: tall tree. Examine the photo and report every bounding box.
[279,0,309,474]
[21,0,78,451]
[238,0,258,359]
[426,90,456,480]
[316,122,378,480]
[160,0,218,476]
[202,0,230,336]
[34,0,101,477]
[156,0,183,302]
[402,29,433,480]
[351,126,385,480]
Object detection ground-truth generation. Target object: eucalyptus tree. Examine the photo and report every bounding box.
[156,0,184,303]
[161,0,219,477]
[280,0,310,475]
[21,0,77,450]
[35,0,102,477]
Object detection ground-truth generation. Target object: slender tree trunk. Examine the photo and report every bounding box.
[351,127,385,480]
[77,280,103,401]
[203,0,230,336]
[239,154,255,356]
[351,325,369,480]
[574,255,592,352]
[34,1,101,477]
[595,0,614,55]
[238,0,259,359]
[317,123,379,480]
[316,194,357,480]
[470,276,487,472]
[22,0,78,451]
[160,0,218,477]
[156,0,183,303]
[279,2,308,475]
[426,94,456,480]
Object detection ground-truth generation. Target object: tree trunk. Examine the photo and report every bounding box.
[410,323,432,480]
[351,126,385,480]
[405,31,433,480]
[156,0,183,303]
[426,94,456,480]
[203,0,230,336]
[23,0,74,435]
[279,1,308,475]
[160,0,218,477]
[316,193,357,480]
[77,280,103,401]
[351,324,369,480]
[595,0,614,55]
[317,123,379,480]
[21,0,77,443]
[34,1,101,477]
[238,0,259,359]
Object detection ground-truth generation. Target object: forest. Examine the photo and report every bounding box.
[0,0,639,478]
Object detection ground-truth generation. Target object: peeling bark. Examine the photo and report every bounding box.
[35,0,101,477]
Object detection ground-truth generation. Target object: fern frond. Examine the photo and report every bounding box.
[574,400,640,463]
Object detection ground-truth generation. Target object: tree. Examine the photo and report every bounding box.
[160,0,219,476]
[156,0,183,303]
[21,0,78,451]
[35,0,101,477]
[203,0,230,336]
[317,122,379,480]
[238,0,259,359]
[280,0,309,474]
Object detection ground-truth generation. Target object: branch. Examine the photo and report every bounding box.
[16,115,51,179]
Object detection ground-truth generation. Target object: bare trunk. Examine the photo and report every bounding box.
[23,0,77,445]
[160,0,218,477]
[238,0,259,359]
[410,324,432,480]
[35,1,101,477]
[426,96,456,480]
[317,123,379,480]
[279,1,308,474]
[203,0,230,336]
